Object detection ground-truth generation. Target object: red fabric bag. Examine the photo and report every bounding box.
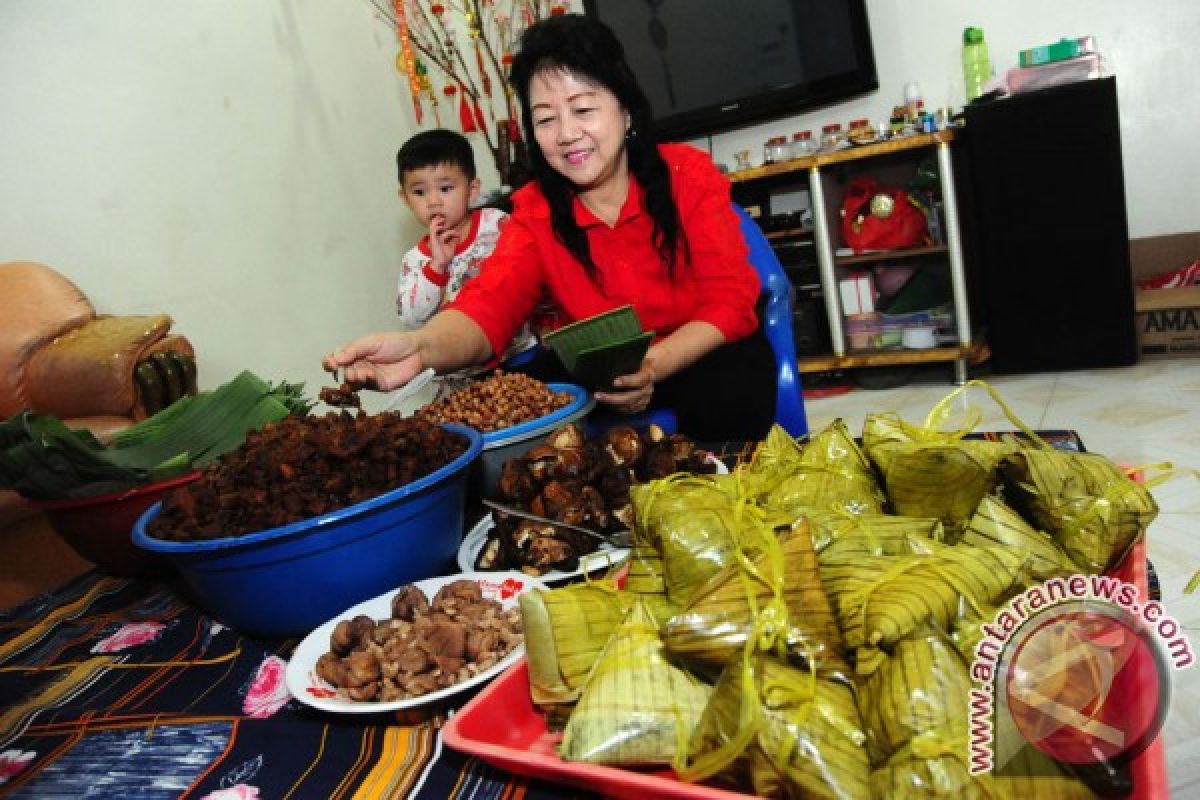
[839,177,929,253]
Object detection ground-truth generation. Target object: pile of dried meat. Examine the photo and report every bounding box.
[146,412,469,541]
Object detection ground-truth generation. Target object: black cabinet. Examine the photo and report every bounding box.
[961,77,1137,373]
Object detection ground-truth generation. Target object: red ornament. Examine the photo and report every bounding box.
[460,92,478,132]
[430,3,445,15]
[500,53,513,66]
[443,85,457,96]
[550,5,567,15]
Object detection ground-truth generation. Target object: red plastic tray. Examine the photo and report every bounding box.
[444,539,1169,799]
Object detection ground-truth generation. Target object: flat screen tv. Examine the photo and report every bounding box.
[582,0,878,141]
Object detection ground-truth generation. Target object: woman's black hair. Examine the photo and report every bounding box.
[509,13,687,280]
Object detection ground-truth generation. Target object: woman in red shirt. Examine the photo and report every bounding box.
[326,14,775,440]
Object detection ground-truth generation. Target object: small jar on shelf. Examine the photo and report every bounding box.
[847,118,878,145]
[763,136,790,165]
[820,123,845,151]
[790,130,817,157]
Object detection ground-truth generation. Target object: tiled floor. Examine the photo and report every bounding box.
[805,358,1200,795]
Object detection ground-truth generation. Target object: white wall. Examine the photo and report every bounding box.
[0,0,501,401]
[697,0,1200,240]
[1,0,1195,397]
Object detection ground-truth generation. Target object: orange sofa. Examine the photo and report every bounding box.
[0,261,196,525]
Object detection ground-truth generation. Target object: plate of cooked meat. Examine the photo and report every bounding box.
[286,572,542,713]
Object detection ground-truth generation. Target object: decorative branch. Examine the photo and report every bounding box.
[374,0,565,184]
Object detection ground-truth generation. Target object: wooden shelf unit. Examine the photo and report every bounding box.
[729,129,976,383]
[834,243,948,267]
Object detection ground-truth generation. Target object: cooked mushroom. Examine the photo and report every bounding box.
[497,459,537,503]
[602,426,644,467]
[524,445,560,482]
[391,584,429,622]
[548,422,586,450]
[331,614,376,656]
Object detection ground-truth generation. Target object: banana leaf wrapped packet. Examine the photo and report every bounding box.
[820,540,1026,660]
[559,599,712,765]
[630,472,741,546]
[746,422,886,515]
[999,448,1158,574]
[863,626,1094,799]
[663,517,846,674]
[683,655,869,800]
[520,578,634,706]
[656,502,769,608]
[620,541,679,628]
[808,510,945,563]
[864,411,1016,539]
[961,494,1080,579]
[858,624,972,765]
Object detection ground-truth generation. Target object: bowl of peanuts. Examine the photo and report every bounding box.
[415,372,594,497]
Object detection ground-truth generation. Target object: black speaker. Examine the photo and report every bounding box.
[961,77,1137,373]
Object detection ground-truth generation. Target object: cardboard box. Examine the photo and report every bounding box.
[1135,286,1200,359]
[838,270,875,315]
[1129,232,1200,360]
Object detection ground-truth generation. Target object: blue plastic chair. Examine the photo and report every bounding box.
[586,204,808,439]
[732,203,809,437]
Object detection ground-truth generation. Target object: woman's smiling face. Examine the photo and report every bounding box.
[528,67,629,196]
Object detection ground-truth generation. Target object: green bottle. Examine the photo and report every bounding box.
[962,26,992,102]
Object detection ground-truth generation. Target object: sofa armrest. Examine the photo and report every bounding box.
[25,314,176,419]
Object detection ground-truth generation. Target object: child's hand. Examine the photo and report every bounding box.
[427,215,461,274]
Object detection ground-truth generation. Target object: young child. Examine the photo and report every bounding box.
[394,130,535,395]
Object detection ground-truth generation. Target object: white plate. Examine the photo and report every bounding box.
[457,455,728,581]
[285,571,544,714]
[457,514,631,583]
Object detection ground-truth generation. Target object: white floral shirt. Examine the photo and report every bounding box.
[395,207,535,395]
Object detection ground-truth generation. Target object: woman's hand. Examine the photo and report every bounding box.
[594,361,657,414]
[323,332,425,391]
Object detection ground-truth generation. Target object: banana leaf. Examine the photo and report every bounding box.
[621,542,679,628]
[858,625,972,765]
[630,472,741,547]
[658,502,773,608]
[559,599,712,766]
[745,420,886,516]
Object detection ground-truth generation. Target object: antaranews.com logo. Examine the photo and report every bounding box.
[968,573,1193,776]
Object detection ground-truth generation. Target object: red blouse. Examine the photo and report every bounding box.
[446,143,760,359]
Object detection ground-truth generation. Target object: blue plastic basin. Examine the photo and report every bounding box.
[478,383,594,496]
[132,423,483,638]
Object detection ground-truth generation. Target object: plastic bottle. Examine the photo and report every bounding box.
[904,81,924,120]
[962,26,992,103]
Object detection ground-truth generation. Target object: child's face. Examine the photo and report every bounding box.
[399,163,480,232]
